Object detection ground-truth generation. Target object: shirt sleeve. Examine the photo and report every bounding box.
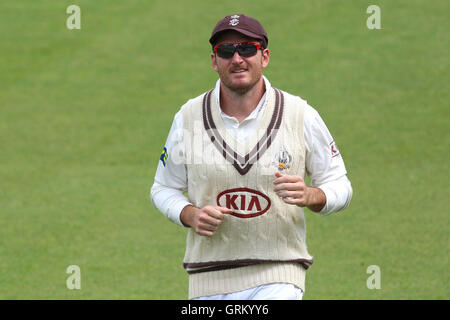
[303,104,353,215]
[150,109,191,227]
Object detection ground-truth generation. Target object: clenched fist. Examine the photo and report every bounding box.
[273,171,326,212]
[181,205,233,237]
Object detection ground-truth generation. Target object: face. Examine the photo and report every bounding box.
[211,31,270,95]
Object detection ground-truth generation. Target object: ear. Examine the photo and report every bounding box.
[211,53,219,73]
[261,49,270,69]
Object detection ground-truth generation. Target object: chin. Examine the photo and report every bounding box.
[227,82,253,95]
[224,77,260,95]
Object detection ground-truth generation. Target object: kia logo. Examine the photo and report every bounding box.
[216,188,271,218]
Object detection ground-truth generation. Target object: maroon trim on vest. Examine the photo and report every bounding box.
[202,88,284,175]
[183,258,313,274]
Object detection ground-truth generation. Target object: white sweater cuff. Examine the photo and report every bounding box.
[150,183,192,227]
[316,176,352,216]
[169,199,192,227]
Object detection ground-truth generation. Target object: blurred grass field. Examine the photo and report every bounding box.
[0,0,448,299]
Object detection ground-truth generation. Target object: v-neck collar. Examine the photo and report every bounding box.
[202,86,284,175]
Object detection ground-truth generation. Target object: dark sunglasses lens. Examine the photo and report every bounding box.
[216,43,259,58]
[237,43,258,57]
[217,45,236,58]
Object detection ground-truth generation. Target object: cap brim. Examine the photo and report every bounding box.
[210,27,266,45]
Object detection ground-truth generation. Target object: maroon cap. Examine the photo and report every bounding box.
[209,14,268,48]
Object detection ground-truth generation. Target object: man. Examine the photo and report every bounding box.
[151,14,352,300]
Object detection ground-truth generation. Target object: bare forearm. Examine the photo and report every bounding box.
[180,204,198,228]
[305,187,326,212]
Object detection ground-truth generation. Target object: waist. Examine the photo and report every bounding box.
[188,261,307,299]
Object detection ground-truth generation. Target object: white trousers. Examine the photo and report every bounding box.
[192,283,303,300]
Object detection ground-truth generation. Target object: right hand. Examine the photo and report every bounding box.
[181,205,232,237]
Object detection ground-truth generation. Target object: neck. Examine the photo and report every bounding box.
[219,77,266,123]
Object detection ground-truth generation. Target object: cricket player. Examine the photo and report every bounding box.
[150,14,353,300]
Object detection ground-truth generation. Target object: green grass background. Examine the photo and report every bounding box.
[0,0,448,299]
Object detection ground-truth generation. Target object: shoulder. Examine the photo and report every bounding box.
[176,89,213,130]
[276,88,319,120]
[274,88,330,138]
[276,88,323,121]
[179,89,213,114]
[275,88,309,111]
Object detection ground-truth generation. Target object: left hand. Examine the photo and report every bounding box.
[273,171,326,212]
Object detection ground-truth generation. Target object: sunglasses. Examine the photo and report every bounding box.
[213,42,263,59]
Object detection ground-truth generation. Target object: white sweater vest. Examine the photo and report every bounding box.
[181,86,313,298]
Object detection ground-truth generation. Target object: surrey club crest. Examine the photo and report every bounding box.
[229,15,240,26]
[273,150,292,171]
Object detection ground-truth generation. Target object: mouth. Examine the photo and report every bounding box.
[231,69,247,74]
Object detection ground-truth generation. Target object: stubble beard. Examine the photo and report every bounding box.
[219,69,262,96]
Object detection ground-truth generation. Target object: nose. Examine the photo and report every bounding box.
[231,51,244,64]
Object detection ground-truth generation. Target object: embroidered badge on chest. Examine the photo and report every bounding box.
[272,150,292,171]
